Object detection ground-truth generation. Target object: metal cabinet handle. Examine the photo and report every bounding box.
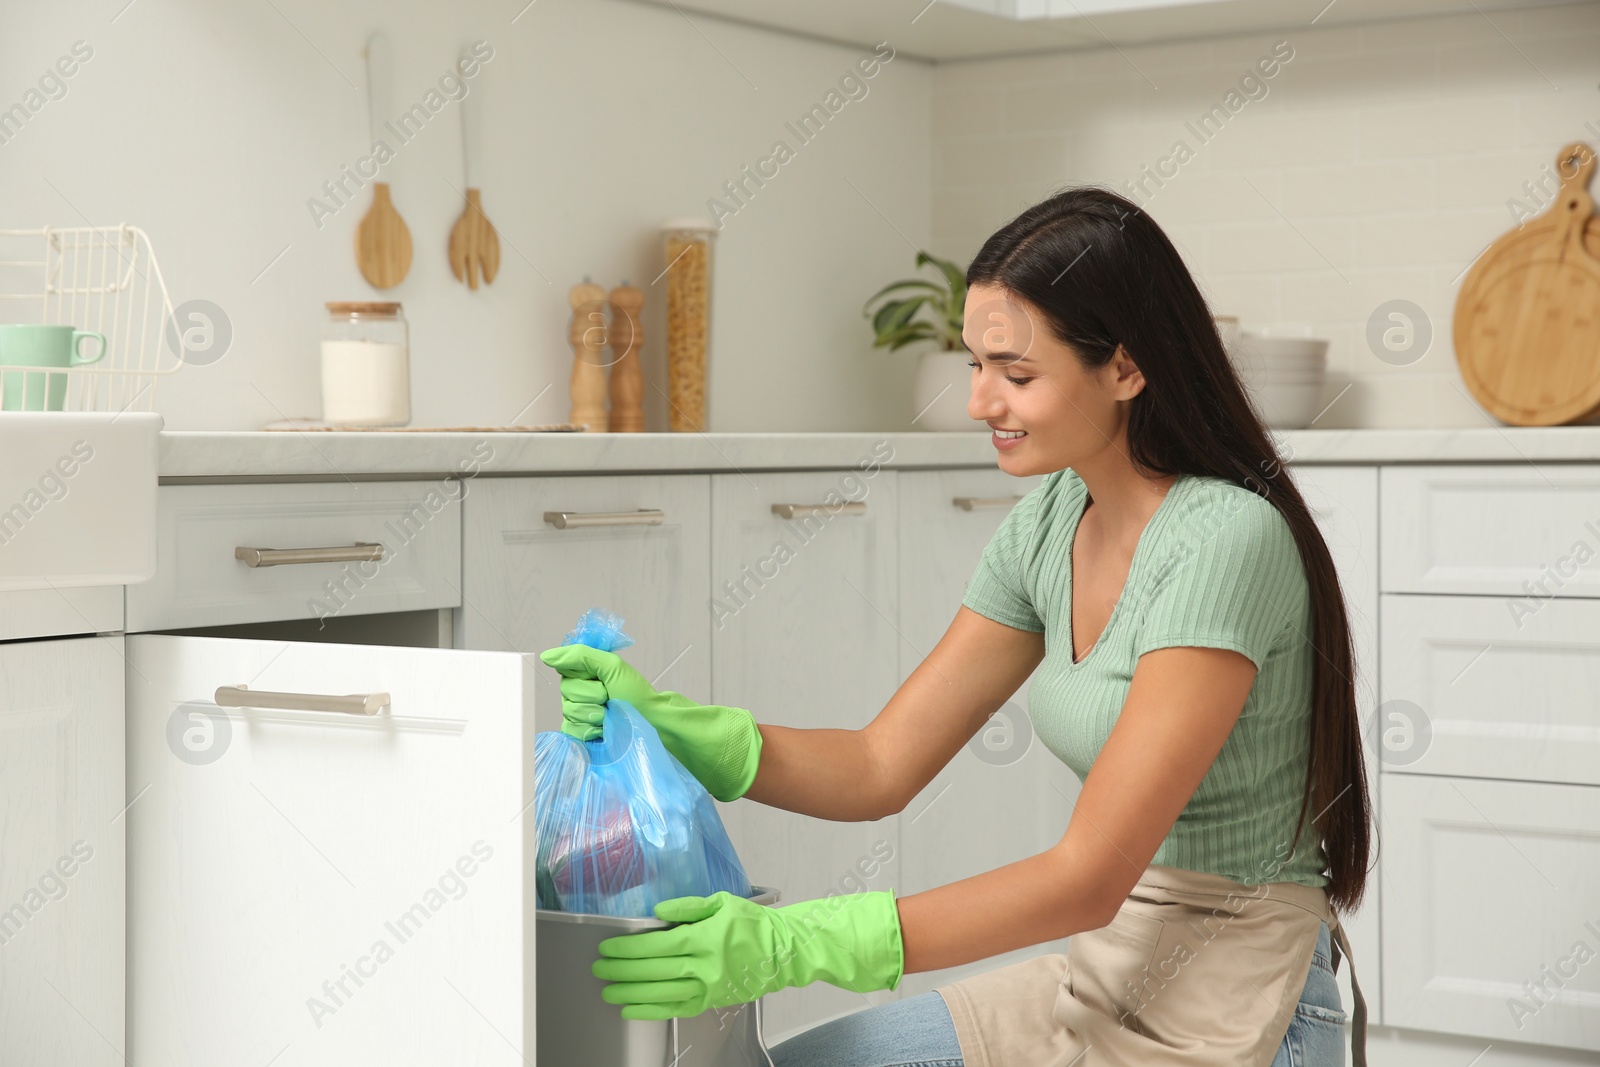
[234,542,385,568]
[771,502,868,520]
[215,684,390,716]
[543,509,666,529]
[952,496,1025,511]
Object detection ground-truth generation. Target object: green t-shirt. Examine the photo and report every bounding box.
[963,467,1326,889]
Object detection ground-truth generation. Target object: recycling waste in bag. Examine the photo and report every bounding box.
[535,609,753,917]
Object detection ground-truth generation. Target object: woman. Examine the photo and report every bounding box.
[539,186,1372,1067]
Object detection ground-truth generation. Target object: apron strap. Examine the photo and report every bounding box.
[1328,916,1368,1067]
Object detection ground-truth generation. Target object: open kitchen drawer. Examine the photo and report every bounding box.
[125,634,536,1067]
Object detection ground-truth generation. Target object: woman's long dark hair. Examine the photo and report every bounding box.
[968,186,1372,914]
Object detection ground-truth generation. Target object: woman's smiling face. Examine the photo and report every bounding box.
[962,282,1146,477]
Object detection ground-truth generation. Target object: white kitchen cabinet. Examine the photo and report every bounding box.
[0,636,125,1066]
[1381,774,1600,1052]
[1292,464,1383,1023]
[75,439,1600,1062]
[127,481,463,632]
[708,468,903,1037]
[125,635,535,1067]
[1381,465,1600,597]
[456,474,712,735]
[1381,594,1600,787]
[891,468,1078,1000]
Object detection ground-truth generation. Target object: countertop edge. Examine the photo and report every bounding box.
[155,428,1600,480]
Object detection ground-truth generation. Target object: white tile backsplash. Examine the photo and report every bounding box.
[0,0,935,432]
[932,1,1600,428]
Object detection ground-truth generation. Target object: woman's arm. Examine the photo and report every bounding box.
[895,642,1259,973]
[741,606,1045,823]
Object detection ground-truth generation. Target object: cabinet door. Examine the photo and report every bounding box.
[457,475,712,735]
[709,470,900,1037]
[1380,464,1600,596]
[126,635,534,1067]
[0,636,125,1066]
[127,481,463,631]
[1381,594,1600,787]
[1291,464,1382,1021]
[1381,774,1600,1052]
[892,469,1076,999]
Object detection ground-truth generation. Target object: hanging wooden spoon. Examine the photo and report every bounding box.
[448,48,500,289]
[357,32,412,289]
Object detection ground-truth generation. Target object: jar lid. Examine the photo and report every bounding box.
[326,301,402,315]
[661,217,716,233]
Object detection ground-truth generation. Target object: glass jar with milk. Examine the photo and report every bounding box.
[321,302,411,426]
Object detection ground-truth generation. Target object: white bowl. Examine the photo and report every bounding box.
[1248,380,1326,429]
[1253,367,1328,384]
[1236,332,1329,363]
[1214,315,1242,353]
[1235,359,1326,385]
[1229,333,1327,392]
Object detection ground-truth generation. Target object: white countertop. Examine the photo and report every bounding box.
[156,427,1600,481]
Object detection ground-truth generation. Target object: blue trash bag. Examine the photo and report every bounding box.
[534,610,752,917]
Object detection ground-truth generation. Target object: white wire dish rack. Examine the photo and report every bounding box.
[0,225,182,413]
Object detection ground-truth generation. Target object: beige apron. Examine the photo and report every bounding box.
[935,864,1368,1067]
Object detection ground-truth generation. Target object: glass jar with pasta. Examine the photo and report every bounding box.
[661,219,716,432]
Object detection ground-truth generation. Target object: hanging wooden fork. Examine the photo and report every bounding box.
[448,51,500,289]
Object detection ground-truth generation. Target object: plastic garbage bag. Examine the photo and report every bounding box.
[534,610,752,917]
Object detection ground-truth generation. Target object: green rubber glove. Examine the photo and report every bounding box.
[592,890,905,1021]
[537,644,764,803]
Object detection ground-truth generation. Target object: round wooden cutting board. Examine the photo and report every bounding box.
[1455,142,1600,425]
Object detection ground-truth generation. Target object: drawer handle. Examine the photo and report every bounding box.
[543,509,666,529]
[952,495,1024,511]
[215,684,390,716]
[771,502,868,519]
[234,542,385,568]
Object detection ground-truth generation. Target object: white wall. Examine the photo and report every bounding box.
[931,3,1600,428]
[0,0,932,431]
[12,2,1597,433]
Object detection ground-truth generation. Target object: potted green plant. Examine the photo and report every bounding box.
[863,251,974,431]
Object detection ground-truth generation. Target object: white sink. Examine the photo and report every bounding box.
[0,412,162,591]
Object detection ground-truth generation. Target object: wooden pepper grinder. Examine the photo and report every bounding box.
[567,280,609,432]
[608,283,645,433]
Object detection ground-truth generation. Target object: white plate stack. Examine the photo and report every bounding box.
[1226,329,1329,429]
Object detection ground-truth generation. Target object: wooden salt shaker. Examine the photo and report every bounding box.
[608,283,645,433]
[568,281,609,432]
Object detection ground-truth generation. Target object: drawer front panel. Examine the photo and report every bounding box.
[127,635,532,1064]
[1381,465,1600,596]
[1381,774,1600,1051]
[457,474,711,736]
[893,469,1075,1000]
[893,466,1042,682]
[710,468,901,1035]
[127,482,462,631]
[1380,594,1600,785]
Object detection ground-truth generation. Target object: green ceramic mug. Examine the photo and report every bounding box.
[0,324,108,411]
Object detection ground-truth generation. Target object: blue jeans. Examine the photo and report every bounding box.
[768,921,1347,1067]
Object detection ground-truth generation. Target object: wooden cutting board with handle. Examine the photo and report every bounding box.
[1454,142,1600,425]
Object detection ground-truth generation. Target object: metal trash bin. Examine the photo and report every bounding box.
[537,885,782,1067]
